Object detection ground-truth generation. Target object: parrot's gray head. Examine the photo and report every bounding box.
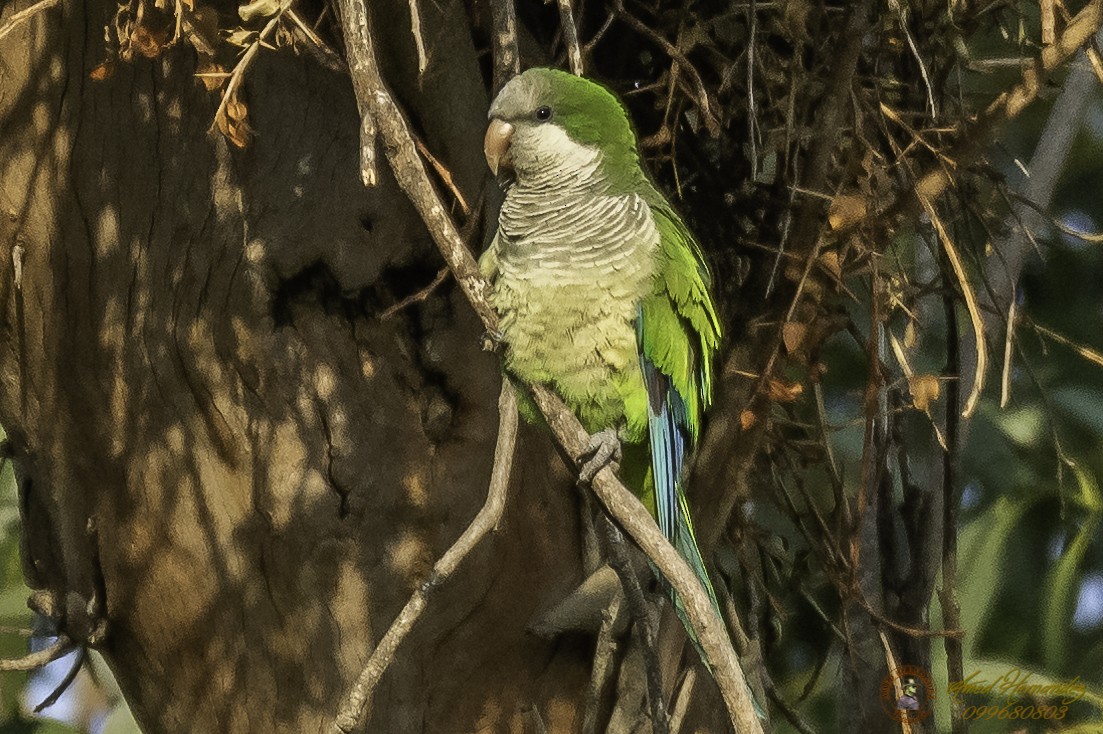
[485,68,641,186]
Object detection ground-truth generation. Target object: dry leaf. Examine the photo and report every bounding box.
[782,322,807,354]
[239,0,283,22]
[828,194,867,230]
[216,88,253,148]
[131,22,170,58]
[90,60,116,81]
[225,28,257,47]
[195,59,226,92]
[819,250,841,282]
[767,379,804,402]
[904,319,919,350]
[739,410,757,430]
[908,374,941,412]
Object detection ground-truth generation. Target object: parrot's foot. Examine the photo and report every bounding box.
[578,427,622,483]
[480,328,504,352]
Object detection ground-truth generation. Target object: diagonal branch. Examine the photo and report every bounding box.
[0,0,63,43]
[332,1,763,731]
[329,381,518,734]
[0,635,73,671]
[335,0,497,329]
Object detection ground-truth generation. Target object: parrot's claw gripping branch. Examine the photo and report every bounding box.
[578,427,623,484]
[480,327,505,353]
[333,1,765,732]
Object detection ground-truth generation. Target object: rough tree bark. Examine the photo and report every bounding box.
[0,0,597,731]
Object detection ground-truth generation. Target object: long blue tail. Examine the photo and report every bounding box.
[644,386,766,720]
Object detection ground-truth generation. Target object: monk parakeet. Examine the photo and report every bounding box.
[480,68,726,652]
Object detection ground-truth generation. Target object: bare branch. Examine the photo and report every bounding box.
[0,635,73,672]
[556,0,584,76]
[406,0,428,76]
[919,199,986,419]
[489,0,519,92]
[379,267,449,320]
[604,519,668,734]
[582,594,623,734]
[329,381,518,733]
[334,0,497,327]
[0,0,62,43]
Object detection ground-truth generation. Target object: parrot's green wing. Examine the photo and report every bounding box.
[636,200,722,610]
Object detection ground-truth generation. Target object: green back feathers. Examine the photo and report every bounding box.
[639,202,722,442]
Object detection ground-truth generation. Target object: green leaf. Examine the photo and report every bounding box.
[1042,464,1102,670]
[958,495,1033,658]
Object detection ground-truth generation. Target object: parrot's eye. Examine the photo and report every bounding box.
[534,106,553,122]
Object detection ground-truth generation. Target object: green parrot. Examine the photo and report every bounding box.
[479,68,727,652]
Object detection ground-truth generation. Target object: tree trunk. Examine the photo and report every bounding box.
[0,1,594,730]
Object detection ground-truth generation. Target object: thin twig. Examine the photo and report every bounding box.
[1042,0,1056,45]
[604,519,668,734]
[406,0,428,76]
[581,11,615,58]
[379,267,449,320]
[877,631,914,734]
[0,636,73,671]
[557,0,584,76]
[1011,193,1103,242]
[667,668,696,734]
[1000,294,1017,407]
[765,679,818,734]
[34,646,85,713]
[889,0,937,118]
[489,0,520,92]
[940,255,966,734]
[210,0,293,143]
[582,594,623,734]
[0,0,62,42]
[920,199,986,418]
[746,0,758,180]
[609,0,719,135]
[287,8,345,72]
[1026,317,1103,368]
[415,139,472,216]
[329,381,518,733]
[0,625,34,637]
[855,593,964,638]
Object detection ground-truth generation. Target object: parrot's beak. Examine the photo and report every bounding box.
[484,118,514,176]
